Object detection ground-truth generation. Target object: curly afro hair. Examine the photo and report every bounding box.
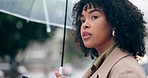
[72,0,147,59]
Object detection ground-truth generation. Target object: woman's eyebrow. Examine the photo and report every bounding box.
[81,9,101,18]
[89,9,101,14]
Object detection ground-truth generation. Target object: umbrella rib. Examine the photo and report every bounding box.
[27,0,36,22]
[43,0,51,32]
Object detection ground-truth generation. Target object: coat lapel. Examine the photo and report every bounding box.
[82,64,92,78]
[90,47,130,78]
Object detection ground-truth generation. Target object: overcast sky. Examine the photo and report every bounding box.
[129,0,148,23]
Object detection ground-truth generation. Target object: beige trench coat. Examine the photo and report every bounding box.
[82,47,147,78]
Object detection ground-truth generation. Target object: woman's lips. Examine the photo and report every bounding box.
[82,31,92,40]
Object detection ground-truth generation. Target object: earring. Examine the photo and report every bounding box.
[112,30,115,36]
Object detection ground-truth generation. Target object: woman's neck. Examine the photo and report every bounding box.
[95,37,115,56]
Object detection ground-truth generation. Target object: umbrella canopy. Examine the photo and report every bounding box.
[0,0,74,32]
[0,0,75,74]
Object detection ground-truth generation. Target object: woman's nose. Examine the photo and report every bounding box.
[82,21,90,29]
[84,25,90,29]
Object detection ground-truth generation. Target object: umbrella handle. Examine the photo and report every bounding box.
[59,66,64,75]
[22,76,29,78]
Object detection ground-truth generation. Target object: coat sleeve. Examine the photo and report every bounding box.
[108,58,147,78]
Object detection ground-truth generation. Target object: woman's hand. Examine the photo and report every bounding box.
[55,71,66,78]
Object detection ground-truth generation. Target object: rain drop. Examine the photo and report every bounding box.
[16,21,23,29]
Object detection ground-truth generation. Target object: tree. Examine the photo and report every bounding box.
[0,12,57,59]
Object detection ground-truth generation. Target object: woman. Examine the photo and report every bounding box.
[55,0,147,78]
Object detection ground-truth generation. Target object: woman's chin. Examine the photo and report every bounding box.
[84,44,93,48]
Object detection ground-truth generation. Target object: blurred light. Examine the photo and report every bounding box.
[18,65,28,74]
[0,70,4,78]
[0,63,11,70]
[16,21,23,29]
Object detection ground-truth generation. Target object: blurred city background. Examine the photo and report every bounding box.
[0,0,148,78]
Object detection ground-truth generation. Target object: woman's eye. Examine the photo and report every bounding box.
[81,20,85,23]
[92,16,98,20]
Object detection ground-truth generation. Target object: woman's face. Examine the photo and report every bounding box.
[80,6,113,49]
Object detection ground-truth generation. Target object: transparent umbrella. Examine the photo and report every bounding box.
[0,0,74,32]
[0,0,74,75]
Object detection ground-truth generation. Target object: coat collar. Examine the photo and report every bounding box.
[82,47,130,78]
[90,47,130,78]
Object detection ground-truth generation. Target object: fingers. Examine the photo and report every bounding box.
[55,71,62,77]
[57,76,66,78]
[55,71,66,78]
